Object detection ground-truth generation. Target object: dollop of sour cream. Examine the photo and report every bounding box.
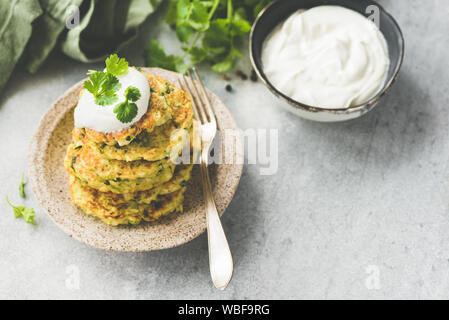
[262,6,390,109]
[74,67,150,133]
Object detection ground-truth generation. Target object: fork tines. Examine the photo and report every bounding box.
[178,68,216,125]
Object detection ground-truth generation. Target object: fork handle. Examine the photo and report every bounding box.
[200,162,234,290]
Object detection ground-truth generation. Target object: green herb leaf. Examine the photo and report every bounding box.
[113,85,141,123]
[144,40,185,73]
[211,55,234,72]
[187,46,207,64]
[21,207,36,224]
[202,19,231,57]
[71,156,77,170]
[84,71,105,96]
[175,0,211,32]
[103,72,121,91]
[186,0,210,31]
[105,54,129,76]
[6,197,35,224]
[176,23,196,42]
[230,19,252,36]
[176,0,191,21]
[125,86,141,102]
[166,0,178,25]
[175,60,189,74]
[95,91,118,106]
[114,101,138,123]
[84,71,121,106]
[19,173,25,199]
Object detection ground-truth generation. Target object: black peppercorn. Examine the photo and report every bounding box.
[236,70,248,80]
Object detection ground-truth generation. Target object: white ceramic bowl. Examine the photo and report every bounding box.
[249,0,405,122]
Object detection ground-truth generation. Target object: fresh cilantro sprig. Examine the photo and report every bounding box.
[84,54,143,123]
[114,86,141,123]
[106,54,129,76]
[6,197,35,224]
[84,71,121,106]
[145,0,270,73]
[19,173,25,198]
[83,54,130,106]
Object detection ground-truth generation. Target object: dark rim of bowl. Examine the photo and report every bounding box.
[249,0,405,114]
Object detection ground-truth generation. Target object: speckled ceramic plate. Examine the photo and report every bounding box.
[28,68,243,252]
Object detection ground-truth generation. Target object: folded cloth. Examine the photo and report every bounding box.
[62,0,162,62]
[23,0,84,73]
[0,0,162,94]
[0,0,42,93]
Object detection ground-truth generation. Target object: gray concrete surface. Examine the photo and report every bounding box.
[1,0,449,299]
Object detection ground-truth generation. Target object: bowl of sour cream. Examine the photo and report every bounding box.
[250,0,404,122]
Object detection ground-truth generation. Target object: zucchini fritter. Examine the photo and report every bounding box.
[64,143,176,193]
[73,121,192,162]
[70,164,192,205]
[70,176,187,226]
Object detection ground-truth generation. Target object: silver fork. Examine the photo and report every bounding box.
[178,68,233,290]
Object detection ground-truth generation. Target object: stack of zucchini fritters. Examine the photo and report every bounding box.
[64,72,194,226]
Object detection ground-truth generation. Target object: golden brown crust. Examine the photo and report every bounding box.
[73,121,193,162]
[64,142,176,193]
[69,174,186,226]
[70,164,192,205]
